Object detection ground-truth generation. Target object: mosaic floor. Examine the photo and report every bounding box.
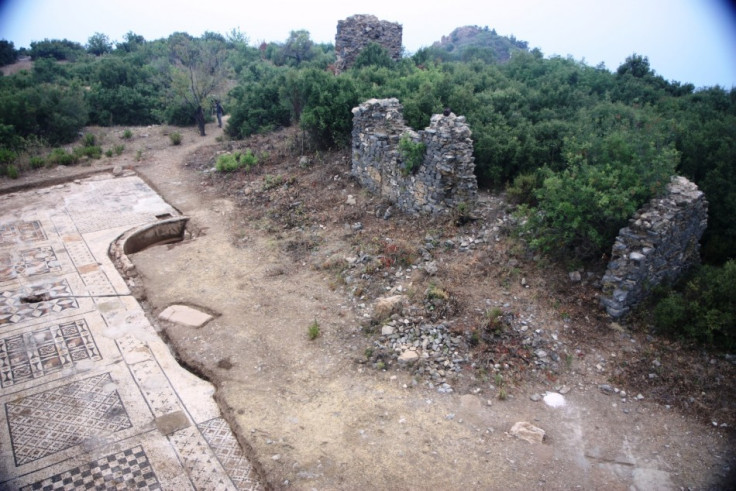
[0,175,262,490]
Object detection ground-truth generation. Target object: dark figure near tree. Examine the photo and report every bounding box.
[215,100,224,128]
[195,105,206,136]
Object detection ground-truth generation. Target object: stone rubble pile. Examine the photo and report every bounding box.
[601,176,707,318]
[335,14,402,73]
[351,98,478,215]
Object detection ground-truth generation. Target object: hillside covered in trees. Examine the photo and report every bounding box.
[0,26,734,346]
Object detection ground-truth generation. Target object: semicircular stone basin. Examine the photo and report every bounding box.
[122,217,189,254]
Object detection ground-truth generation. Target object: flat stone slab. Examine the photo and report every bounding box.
[159,304,213,327]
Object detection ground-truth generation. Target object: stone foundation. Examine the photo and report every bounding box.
[600,176,708,318]
[351,98,478,215]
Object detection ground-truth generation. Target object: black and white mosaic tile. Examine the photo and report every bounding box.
[6,372,132,466]
[20,444,161,490]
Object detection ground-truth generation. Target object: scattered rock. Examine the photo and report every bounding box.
[398,350,419,363]
[510,421,545,444]
[543,392,566,408]
[530,393,542,402]
[424,261,439,276]
[346,194,357,205]
[112,165,124,176]
[598,384,614,395]
[381,325,395,336]
[569,271,582,283]
[372,295,406,322]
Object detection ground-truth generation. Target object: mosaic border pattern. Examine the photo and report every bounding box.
[0,319,102,388]
[199,417,262,490]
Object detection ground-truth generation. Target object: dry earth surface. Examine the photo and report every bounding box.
[2,120,735,490]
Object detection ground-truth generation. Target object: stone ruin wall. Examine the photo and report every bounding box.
[351,98,478,215]
[600,176,708,318]
[335,14,403,73]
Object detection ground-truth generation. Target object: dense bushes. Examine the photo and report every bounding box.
[517,102,679,258]
[0,40,17,66]
[2,30,734,272]
[30,38,86,61]
[0,81,88,145]
[652,260,736,347]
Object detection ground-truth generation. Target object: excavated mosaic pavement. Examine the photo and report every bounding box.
[0,172,262,490]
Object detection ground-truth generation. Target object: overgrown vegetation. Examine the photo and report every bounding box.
[215,149,259,172]
[398,134,426,176]
[1,25,734,347]
[650,260,736,348]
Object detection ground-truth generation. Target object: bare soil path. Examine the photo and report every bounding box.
[3,122,734,489]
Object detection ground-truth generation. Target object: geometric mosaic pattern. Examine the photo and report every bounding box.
[0,319,101,387]
[20,445,161,490]
[0,246,61,282]
[0,221,47,246]
[199,417,263,490]
[130,360,182,417]
[169,425,237,490]
[0,279,78,325]
[6,372,132,466]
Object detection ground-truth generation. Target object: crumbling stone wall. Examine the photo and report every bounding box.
[600,176,708,318]
[351,98,478,215]
[335,14,402,73]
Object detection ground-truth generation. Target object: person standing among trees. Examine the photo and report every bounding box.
[215,100,224,128]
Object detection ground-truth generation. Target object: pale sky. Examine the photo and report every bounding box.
[1,0,734,88]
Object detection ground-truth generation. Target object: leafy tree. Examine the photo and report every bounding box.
[616,53,655,79]
[29,38,86,61]
[167,33,230,135]
[86,33,113,56]
[115,32,145,53]
[226,64,291,138]
[282,30,314,67]
[0,40,17,66]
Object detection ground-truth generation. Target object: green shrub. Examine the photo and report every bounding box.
[122,129,133,139]
[0,148,17,164]
[398,134,426,176]
[29,156,46,168]
[262,174,284,190]
[47,148,78,166]
[73,145,102,159]
[653,260,736,347]
[169,132,182,145]
[113,144,125,155]
[506,171,542,205]
[105,149,113,157]
[215,149,258,172]
[307,320,321,340]
[82,133,96,147]
[6,164,19,178]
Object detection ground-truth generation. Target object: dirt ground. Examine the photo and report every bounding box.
[2,121,735,490]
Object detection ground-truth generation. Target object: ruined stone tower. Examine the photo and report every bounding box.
[335,14,403,73]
